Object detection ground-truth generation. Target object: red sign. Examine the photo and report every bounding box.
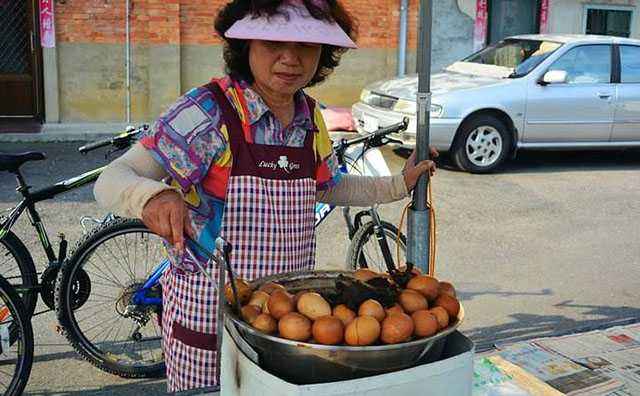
[539,0,550,34]
[473,0,488,51]
[39,0,56,48]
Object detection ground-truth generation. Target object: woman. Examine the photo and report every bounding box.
[95,0,436,392]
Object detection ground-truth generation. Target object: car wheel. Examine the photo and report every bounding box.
[452,115,512,173]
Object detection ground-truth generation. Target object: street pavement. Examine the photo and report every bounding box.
[0,141,639,395]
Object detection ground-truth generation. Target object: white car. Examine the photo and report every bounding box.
[352,34,640,173]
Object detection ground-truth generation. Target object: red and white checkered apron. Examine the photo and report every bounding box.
[161,82,317,393]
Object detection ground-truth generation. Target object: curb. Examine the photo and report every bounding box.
[0,123,144,143]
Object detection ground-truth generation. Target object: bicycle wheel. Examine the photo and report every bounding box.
[347,221,407,273]
[0,275,34,396]
[0,232,38,319]
[55,218,166,378]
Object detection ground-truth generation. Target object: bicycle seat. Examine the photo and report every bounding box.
[0,152,46,172]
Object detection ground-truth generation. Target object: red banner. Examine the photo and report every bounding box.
[473,0,488,51]
[539,0,550,34]
[39,0,56,48]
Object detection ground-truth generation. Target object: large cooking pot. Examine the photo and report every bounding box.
[224,270,464,384]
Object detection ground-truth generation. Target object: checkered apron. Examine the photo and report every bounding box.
[161,82,317,393]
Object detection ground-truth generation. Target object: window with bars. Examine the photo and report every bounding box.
[0,1,31,75]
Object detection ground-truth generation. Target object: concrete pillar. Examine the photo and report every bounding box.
[42,46,60,123]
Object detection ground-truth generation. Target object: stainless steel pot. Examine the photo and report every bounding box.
[224,270,464,384]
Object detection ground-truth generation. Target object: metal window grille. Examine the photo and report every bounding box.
[0,1,31,75]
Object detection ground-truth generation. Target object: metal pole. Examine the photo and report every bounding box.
[397,0,409,76]
[407,0,432,273]
[125,0,131,123]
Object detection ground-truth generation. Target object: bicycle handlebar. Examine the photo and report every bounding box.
[78,124,149,154]
[333,117,409,153]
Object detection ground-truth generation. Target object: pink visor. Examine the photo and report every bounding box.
[224,2,357,49]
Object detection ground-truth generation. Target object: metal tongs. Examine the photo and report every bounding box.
[184,237,243,315]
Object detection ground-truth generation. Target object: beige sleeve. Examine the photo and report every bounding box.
[316,174,409,207]
[94,142,180,219]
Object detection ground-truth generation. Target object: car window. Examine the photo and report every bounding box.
[548,45,612,84]
[620,45,640,83]
[464,39,562,77]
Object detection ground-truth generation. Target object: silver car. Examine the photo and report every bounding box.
[352,34,640,173]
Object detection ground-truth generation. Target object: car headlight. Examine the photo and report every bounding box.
[360,89,371,102]
[393,99,443,118]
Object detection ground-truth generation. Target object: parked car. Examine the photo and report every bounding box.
[352,34,640,173]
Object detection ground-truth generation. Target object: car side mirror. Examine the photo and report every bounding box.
[540,70,568,85]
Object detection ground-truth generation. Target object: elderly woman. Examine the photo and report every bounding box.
[95,0,435,392]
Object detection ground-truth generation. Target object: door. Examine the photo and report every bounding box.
[612,45,640,142]
[0,0,43,120]
[524,44,615,143]
[488,0,539,44]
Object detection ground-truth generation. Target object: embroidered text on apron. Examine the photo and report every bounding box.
[161,81,318,393]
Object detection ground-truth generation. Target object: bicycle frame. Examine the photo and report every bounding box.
[1,167,107,269]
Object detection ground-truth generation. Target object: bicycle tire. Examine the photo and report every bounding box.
[0,275,34,396]
[347,221,407,273]
[55,217,166,378]
[0,231,38,318]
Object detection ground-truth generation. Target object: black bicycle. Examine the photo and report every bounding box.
[0,275,34,396]
[0,125,145,319]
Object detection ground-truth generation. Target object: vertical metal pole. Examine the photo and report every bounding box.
[125,0,131,123]
[397,0,409,76]
[407,0,432,273]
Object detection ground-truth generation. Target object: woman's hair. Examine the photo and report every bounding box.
[214,0,357,87]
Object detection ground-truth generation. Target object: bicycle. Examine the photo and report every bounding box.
[0,125,145,320]
[53,119,411,378]
[0,275,34,396]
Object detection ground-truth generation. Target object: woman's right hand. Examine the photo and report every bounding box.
[141,190,194,252]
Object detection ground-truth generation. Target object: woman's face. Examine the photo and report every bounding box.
[249,40,322,97]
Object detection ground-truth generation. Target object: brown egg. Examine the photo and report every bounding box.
[345,316,381,346]
[252,313,277,334]
[297,292,332,320]
[434,294,460,319]
[411,310,439,338]
[248,291,270,309]
[438,281,457,298]
[354,269,379,282]
[312,316,344,345]
[406,275,440,301]
[224,278,252,305]
[358,299,386,322]
[241,305,261,324]
[381,313,415,344]
[267,290,294,320]
[293,290,307,305]
[385,303,405,316]
[259,282,286,295]
[278,312,312,341]
[333,304,357,326]
[398,289,429,313]
[429,307,450,330]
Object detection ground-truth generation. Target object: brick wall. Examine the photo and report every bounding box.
[54,0,420,49]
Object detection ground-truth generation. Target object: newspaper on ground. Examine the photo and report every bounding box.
[532,323,640,396]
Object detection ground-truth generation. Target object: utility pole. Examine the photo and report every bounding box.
[407,0,432,273]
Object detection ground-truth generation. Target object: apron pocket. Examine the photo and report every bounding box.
[172,321,217,350]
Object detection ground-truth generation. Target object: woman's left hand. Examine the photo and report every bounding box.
[403,146,439,191]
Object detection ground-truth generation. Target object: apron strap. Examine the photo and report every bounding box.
[204,81,247,152]
[302,95,317,151]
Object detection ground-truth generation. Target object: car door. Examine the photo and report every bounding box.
[524,44,615,143]
[611,45,640,142]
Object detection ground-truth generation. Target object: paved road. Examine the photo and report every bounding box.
[1,142,639,394]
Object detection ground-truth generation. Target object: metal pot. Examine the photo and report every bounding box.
[224,270,464,384]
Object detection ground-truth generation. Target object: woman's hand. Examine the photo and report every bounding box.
[141,190,194,252]
[403,147,439,191]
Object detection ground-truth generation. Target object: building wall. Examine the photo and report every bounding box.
[547,0,639,37]
[47,0,475,123]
